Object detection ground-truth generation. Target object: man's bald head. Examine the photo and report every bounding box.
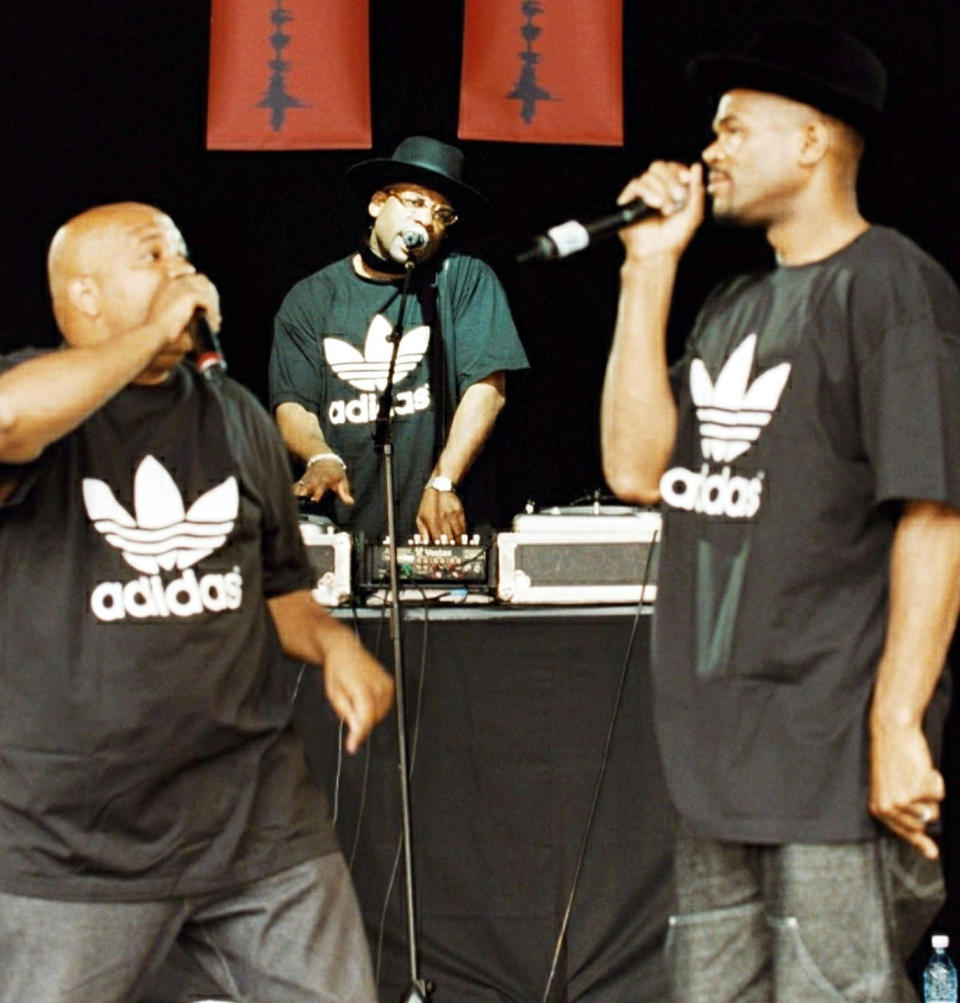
[47,203,185,338]
[49,203,156,294]
[41,201,214,385]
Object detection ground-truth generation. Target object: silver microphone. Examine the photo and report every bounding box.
[402,228,427,250]
[517,196,684,263]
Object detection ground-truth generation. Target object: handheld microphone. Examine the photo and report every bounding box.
[402,228,428,251]
[516,197,671,263]
[189,310,227,380]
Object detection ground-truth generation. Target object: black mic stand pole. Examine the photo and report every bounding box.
[372,259,433,1003]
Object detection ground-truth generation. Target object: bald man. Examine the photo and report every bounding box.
[0,203,392,1002]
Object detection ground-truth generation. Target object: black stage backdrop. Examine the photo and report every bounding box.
[1,0,958,967]
[1,1,957,516]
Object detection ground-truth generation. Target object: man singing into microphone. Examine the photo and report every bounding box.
[0,202,394,1001]
[601,21,960,1002]
[269,135,528,542]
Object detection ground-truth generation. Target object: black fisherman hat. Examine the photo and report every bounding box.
[688,20,887,136]
[346,135,489,217]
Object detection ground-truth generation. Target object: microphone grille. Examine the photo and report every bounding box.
[402,229,427,250]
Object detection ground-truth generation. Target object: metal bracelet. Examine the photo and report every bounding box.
[306,452,346,470]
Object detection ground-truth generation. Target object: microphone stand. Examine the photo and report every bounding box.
[372,258,433,1003]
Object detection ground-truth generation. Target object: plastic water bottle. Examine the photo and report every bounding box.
[924,934,958,1003]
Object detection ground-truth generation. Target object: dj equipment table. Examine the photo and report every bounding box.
[296,604,673,1003]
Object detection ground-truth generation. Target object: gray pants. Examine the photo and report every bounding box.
[666,832,945,1003]
[0,854,377,1003]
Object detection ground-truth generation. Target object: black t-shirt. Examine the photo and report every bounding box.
[0,359,336,900]
[269,252,528,539]
[653,227,960,843]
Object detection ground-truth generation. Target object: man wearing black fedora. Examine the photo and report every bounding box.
[602,20,960,1001]
[269,135,528,542]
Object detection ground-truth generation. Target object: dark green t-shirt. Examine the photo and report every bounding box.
[654,227,960,843]
[269,252,528,539]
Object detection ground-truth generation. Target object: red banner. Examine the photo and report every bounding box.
[458,0,623,146]
[207,0,371,151]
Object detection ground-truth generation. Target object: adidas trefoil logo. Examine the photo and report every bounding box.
[82,455,243,622]
[324,314,430,392]
[84,455,238,573]
[690,333,791,463]
[659,334,791,520]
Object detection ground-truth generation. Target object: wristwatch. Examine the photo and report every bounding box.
[425,475,456,492]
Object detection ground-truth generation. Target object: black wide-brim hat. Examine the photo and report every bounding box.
[688,20,887,136]
[346,135,490,218]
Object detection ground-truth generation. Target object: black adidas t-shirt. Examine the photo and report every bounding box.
[653,227,960,843]
[269,252,528,539]
[0,360,335,900]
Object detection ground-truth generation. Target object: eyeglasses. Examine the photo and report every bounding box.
[387,190,458,227]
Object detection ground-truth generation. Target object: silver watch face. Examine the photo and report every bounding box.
[428,476,454,492]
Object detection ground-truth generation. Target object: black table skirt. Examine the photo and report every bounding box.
[299,604,673,1002]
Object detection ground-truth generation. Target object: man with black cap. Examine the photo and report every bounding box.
[269,135,528,543]
[601,20,960,1002]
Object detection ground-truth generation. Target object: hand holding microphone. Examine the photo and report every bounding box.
[614,162,704,263]
[160,269,225,379]
[146,270,221,351]
[517,161,704,263]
